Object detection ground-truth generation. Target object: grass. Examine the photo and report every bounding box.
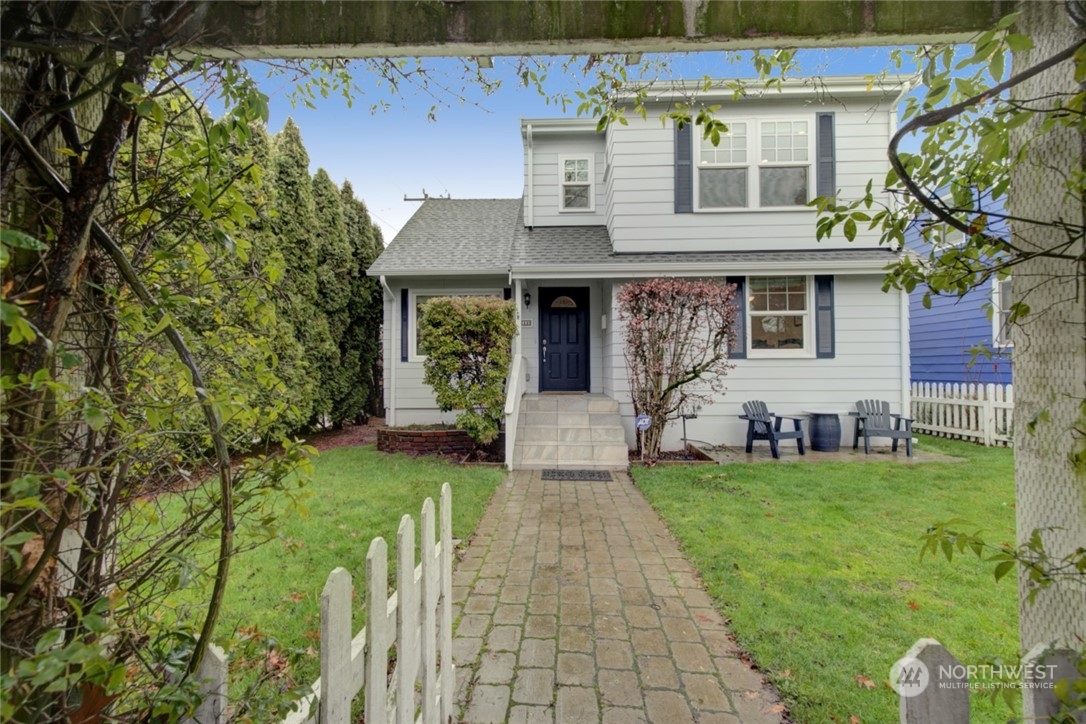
[630,436,1019,723]
[159,445,504,702]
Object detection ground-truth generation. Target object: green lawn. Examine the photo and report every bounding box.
[630,436,1019,723]
[157,445,504,708]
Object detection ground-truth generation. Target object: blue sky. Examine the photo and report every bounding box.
[257,47,910,242]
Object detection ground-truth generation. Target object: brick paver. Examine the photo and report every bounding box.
[452,470,784,722]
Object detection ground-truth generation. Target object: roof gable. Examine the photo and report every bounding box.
[367,198,520,276]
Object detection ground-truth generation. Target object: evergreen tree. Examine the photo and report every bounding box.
[270,118,334,428]
[311,168,353,426]
[340,181,385,420]
[238,124,311,436]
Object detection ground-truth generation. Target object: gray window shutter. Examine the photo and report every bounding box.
[675,122,693,213]
[815,275,835,358]
[726,276,746,359]
[816,112,836,200]
[400,288,409,362]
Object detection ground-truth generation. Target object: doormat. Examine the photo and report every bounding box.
[541,469,612,481]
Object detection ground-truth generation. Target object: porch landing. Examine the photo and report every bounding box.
[513,394,629,470]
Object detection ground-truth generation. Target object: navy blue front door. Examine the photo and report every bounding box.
[539,287,589,392]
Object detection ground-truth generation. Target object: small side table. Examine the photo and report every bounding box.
[804,410,844,452]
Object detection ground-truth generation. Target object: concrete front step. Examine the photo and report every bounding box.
[520,393,619,414]
[513,394,628,470]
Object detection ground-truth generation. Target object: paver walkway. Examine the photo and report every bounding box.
[450,469,785,723]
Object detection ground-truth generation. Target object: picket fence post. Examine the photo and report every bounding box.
[319,568,352,723]
[190,485,454,724]
[899,639,968,724]
[189,643,227,724]
[1022,644,1084,721]
[896,639,1084,722]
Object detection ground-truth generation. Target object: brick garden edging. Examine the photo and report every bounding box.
[377,428,477,456]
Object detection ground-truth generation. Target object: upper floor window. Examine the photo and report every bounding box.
[696,119,811,210]
[560,155,595,212]
[993,276,1013,348]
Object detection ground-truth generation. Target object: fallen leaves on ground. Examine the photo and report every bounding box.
[855,674,877,689]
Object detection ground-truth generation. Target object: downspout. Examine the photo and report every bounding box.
[891,80,914,420]
[379,275,397,427]
[899,287,911,423]
[525,123,534,228]
[887,80,914,242]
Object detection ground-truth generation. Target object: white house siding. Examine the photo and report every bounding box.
[605,274,905,451]
[518,279,605,395]
[604,98,896,254]
[384,274,510,426]
[526,132,608,227]
[600,280,618,400]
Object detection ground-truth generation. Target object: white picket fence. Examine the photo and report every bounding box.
[896,639,1082,722]
[910,382,1014,446]
[190,484,455,724]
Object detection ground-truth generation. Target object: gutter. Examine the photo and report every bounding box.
[509,258,897,279]
[379,275,397,427]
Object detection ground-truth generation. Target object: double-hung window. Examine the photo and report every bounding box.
[696,119,812,210]
[698,122,749,208]
[748,276,811,355]
[729,275,835,359]
[758,120,810,207]
[559,155,594,212]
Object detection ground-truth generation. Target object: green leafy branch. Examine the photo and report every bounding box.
[920,520,1086,605]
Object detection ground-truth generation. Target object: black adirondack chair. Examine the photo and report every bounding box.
[853,399,913,456]
[740,400,806,459]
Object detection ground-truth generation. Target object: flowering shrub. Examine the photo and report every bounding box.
[618,278,739,458]
[419,296,516,444]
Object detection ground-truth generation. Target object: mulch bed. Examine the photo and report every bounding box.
[304,418,384,452]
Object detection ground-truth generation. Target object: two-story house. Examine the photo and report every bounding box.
[368,76,913,468]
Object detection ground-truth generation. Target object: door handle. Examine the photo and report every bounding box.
[542,338,547,364]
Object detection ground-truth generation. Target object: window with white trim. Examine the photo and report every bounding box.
[747,276,812,356]
[696,119,812,210]
[410,290,501,360]
[993,276,1013,348]
[559,155,594,212]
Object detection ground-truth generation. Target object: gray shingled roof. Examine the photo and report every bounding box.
[367,198,520,275]
[510,211,901,273]
[369,196,901,277]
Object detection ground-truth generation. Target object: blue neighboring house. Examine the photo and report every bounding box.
[906,209,1013,386]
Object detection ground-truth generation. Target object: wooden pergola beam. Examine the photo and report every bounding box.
[160,0,1010,59]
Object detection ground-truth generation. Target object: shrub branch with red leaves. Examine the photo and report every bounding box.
[618,278,739,458]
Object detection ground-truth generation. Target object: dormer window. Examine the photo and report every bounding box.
[695,118,812,210]
[560,155,595,212]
